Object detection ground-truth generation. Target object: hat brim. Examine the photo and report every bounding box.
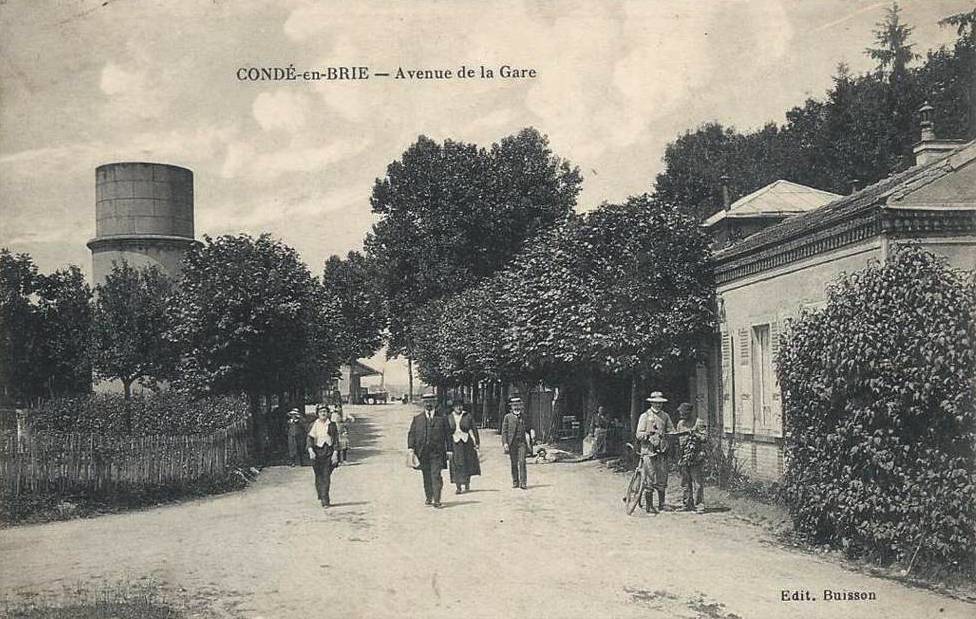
[645,397,668,403]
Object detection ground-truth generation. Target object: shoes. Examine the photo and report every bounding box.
[464,484,470,492]
[455,487,462,495]
[425,498,432,505]
[432,502,443,508]
[512,481,519,488]
[519,484,527,490]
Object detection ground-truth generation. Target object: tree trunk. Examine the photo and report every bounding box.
[407,356,414,402]
[629,372,642,436]
[122,379,133,433]
[582,371,598,435]
[248,391,264,464]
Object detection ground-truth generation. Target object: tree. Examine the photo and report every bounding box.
[36,264,93,397]
[321,251,384,364]
[365,128,582,367]
[0,250,92,404]
[0,250,44,404]
[91,262,177,402]
[169,234,333,399]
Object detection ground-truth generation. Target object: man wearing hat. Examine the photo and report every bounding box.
[501,396,531,489]
[407,392,453,508]
[635,391,676,512]
[285,406,305,466]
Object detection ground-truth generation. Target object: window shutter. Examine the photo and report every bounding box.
[770,321,781,358]
[721,330,733,431]
[738,328,750,366]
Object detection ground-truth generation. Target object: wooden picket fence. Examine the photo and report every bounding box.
[0,418,251,497]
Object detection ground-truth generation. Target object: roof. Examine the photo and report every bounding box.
[702,180,841,227]
[714,139,976,263]
[346,359,381,377]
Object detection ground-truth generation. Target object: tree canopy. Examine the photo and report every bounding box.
[365,128,582,358]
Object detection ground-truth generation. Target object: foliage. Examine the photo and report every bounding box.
[91,263,178,399]
[321,251,384,362]
[0,250,92,404]
[412,197,714,410]
[168,234,339,398]
[27,392,248,436]
[655,6,975,221]
[365,128,582,358]
[777,247,976,571]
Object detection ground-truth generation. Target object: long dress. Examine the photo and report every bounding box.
[448,411,481,485]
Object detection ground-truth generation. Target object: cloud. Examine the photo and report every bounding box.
[99,61,165,120]
[252,91,311,132]
[219,136,372,181]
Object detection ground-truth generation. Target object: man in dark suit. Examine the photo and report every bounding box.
[501,396,531,489]
[407,392,453,508]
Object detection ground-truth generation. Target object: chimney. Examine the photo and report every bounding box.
[913,101,963,165]
[720,175,731,211]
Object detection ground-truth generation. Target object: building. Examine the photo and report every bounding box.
[338,360,382,404]
[87,162,197,285]
[694,128,976,480]
[703,179,841,249]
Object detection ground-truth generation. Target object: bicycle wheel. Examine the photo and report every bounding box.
[625,469,644,515]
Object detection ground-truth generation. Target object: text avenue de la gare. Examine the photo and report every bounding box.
[236,64,537,82]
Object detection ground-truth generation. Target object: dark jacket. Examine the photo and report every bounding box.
[408,410,453,464]
[500,412,530,449]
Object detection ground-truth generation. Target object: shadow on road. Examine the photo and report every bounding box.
[437,500,479,509]
[329,502,370,508]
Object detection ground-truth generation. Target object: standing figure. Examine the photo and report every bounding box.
[332,406,355,464]
[675,402,708,512]
[286,407,305,466]
[635,391,675,513]
[407,392,453,508]
[447,399,481,494]
[501,396,531,489]
[589,405,611,459]
[306,404,339,508]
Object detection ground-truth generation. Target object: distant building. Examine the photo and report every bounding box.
[338,360,381,404]
[703,179,841,249]
[693,120,976,480]
[87,162,197,286]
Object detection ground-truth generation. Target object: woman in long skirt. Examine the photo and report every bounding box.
[447,400,481,494]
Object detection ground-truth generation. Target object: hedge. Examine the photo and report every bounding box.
[27,392,247,436]
[777,246,976,572]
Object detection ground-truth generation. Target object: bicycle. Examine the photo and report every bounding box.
[622,442,655,515]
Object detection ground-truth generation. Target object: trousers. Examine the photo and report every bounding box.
[641,453,669,492]
[509,442,528,487]
[680,463,704,507]
[420,455,444,503]
[312,455,334,504]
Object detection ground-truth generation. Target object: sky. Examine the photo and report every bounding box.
[0,0,969,384]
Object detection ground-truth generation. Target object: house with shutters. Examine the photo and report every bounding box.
[692,116,976,480]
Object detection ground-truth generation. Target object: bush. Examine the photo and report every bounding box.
[777,246,976,572]
[27,392,247,436]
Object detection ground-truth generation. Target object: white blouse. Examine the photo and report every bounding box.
[308,419,334,448]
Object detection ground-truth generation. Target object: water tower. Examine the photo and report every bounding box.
[87,162,196,285]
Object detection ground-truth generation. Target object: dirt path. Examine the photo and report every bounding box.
[1,403,972,618]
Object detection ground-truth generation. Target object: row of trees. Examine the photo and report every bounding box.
[655,5,976,221]
[0,237,384,419]
[408,196,714,430]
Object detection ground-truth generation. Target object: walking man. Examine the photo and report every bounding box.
[501,396,531,489]
[635,391,675,513]
[407,392,453,508]
[307,404,339,508]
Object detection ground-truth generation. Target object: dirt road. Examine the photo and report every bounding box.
[1,403,971,618]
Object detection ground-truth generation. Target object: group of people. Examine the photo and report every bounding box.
[299,387,708,514]
[635,391,708,513]
[407,393,533,507]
